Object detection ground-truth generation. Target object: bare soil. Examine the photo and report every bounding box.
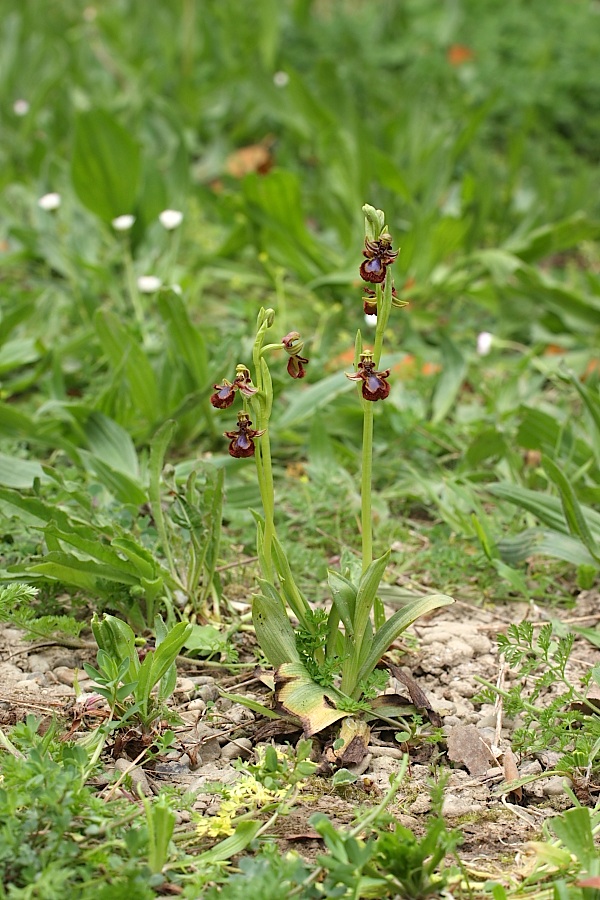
[1,591,599,889]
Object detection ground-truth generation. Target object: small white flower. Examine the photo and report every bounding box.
[477,331,493,356]
[137,275,162,293]
[171,283,182,296]
[364,313,378,328]
[13,99,30,116]
[38,192,61,211]
[111,214,136,231]
[273,71,289,87]
[158,209,183,230]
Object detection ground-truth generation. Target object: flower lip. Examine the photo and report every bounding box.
[38,192,61,211]
[224,411,266,458]
[159,209,184,230]
[359,234,399,285]
[111,214,136,231]
[137,275,162,293]
[211,367,258,408]
[346,352,391,401]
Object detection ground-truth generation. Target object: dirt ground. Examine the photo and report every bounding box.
[1,590,599,887]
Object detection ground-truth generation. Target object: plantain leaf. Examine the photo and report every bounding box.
[72,109,140,220]
[252,589,300,667]
[431,335,467,425]
[542,455,599,560]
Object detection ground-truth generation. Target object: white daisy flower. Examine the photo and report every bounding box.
[111,214,136,231]
[476,332,493,356]
[137,275,162,293]
[158,209,183,230]
[38,192,61,211]
[13,99,30,116]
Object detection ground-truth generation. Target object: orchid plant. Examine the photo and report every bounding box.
[210,205,453,735]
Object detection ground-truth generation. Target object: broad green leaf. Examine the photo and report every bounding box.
[252,589,300,667]
[157,293,208,389]
[431,335,467,425]
[357,593,454,686]
[28,553,140,590]
[84,456,147,506]
[550,807,597,871]
[82,411,140,478]
[94,310,160,426]
[353,549,390,653]
[274,661,346,735]
[327,570,357,636]
[542,455,599,560]
[71,109,140,220]
[488,483,600,538]
[0,453,47,489]
[277,370,355,428]
[497,529,597,568]
[183,624,228,655]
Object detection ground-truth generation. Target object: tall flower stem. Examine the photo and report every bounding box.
[358,206,394,574]
[251,308,277,580]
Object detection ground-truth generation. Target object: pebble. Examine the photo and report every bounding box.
[188,698,207,713]
[114,758,152,795]
[0,663,24,680]
[53,666,90,687]
[542,775,571,797]
[196,683,220,703]
[221,738,253,761]
[409,794,432,814]
[442,793,481,818]
[227,704,255,725]
[27,654,53,674]
[175,677,196,695]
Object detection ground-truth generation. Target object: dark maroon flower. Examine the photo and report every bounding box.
[211,379,236,408]
[211,365,258,409]
[281,331,309,379]
[224,411,266,458]
[346,352,391,401]
[359,233,399,285]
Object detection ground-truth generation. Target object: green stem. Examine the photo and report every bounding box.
[251,309,277,580]
[360,401,374,574]
[123,240,145,333]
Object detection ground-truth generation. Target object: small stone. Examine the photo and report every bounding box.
[114,759,152,796]
[197,683,220,703]
[410,794,432,814]
[220,739,253,761]
[193,675,217,686]
[176,677,196,695]
[188,698,207,713]
[442,793,478,818]
[542,776,571,797]
[53,666,89,686]
[27,654,53,674]
[227,704,255,725]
